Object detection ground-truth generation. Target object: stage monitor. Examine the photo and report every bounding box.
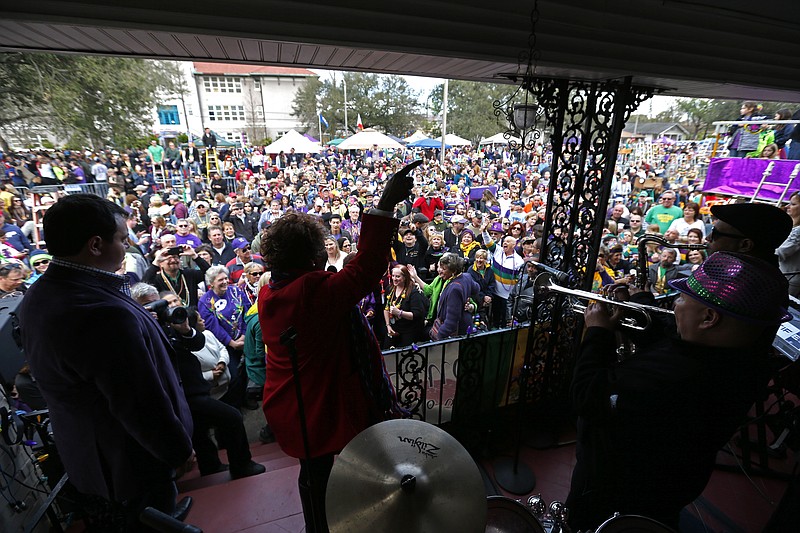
[774,295,800,362]
[0,295,25,385]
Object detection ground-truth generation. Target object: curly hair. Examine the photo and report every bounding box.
[439,252,466,275]
[260,212,327,272]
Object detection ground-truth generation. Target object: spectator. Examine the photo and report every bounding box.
[207,225,236,265]
[0,209,32,253]
[0,262,26,297]
[482,230,525,328]
[174,218,203,248]
[644,190,683,233]
[777,191,800,296]
[227,237,264,284]
[199,265,249,407]
[383,264,427,348]
[429,253,479,340]
[647,248,686,295]
[143,242,210,307]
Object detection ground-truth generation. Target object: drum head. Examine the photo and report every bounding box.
[485,496,546,533]
[596,514,676,533]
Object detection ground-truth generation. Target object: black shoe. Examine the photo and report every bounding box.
[230,461,266,480]
[172,496,193,522]
[200,463,229,476]
[258,425,276,444]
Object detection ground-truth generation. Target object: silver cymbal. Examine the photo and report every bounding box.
[326,419,487,533]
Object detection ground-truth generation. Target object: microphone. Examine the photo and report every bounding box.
[527,260,569,284]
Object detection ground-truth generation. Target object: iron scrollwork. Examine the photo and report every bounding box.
[522,77,655,400]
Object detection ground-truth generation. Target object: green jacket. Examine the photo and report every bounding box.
[243,304,266,386]
[422,275,446,321]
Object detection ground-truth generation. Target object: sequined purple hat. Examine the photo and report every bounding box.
[489,221,504,233]
[669,251,791,324]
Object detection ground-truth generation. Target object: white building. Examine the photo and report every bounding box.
[154,61,317,145]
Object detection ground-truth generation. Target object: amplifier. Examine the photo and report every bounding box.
[0,295,25,385]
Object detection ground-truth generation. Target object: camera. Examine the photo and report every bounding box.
[167,246,183,256]
[143,299,189,325]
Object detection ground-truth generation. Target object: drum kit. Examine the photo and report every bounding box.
[326,419,675,533]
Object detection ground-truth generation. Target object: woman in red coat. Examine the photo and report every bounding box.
[257,161,421,533]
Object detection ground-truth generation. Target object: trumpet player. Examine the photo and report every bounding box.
[566,252,791,531]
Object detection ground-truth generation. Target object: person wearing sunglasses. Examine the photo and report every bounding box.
[708,203,792,267]
[25,250,51,287]
[143,238,210,308]
[0,262,26,296]
[226,237,264,284]
[18,194,195,526]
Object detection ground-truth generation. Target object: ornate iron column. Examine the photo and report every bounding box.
[509,76,655,402]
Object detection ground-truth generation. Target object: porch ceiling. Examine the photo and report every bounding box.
[2,0,799,102]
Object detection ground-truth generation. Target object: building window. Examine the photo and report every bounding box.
[203,76,242,93]
[207,105,245,122]
[276,130,289,138]
[241,132,248,144]
[253,79,261,91]
[224,132,236,141]
[157,105,180,125]
[256,105,264,118]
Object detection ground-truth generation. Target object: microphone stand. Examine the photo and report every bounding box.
[492,268,537,494]
[509,262,526,328]
[281,327,318,528]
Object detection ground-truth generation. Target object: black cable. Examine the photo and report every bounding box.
[0,442,23,505]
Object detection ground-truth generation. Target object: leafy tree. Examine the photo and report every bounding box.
[0,53,184,151]
[292,72,422,139]
[664,98,794,139]
[428,80,520,145]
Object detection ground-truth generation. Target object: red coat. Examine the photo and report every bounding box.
[258,213,399,458]
[412,196,444,221]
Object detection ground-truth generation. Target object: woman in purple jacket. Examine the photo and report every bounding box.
[429,253,480,340]
[199,265,250,406]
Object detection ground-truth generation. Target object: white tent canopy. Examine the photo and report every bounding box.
[262,129,321,154]
[338,128,405,150]
[403,130,428,143]
[479,132,521,145]
[433,133,472,146]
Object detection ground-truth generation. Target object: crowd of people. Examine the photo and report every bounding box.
[2,132,800,334]
[4,114,800,532]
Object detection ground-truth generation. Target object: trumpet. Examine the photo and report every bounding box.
[533,272,674,331]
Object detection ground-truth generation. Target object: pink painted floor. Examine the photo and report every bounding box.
[175,417,795,533]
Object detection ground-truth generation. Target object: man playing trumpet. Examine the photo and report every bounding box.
[566,251,791,530]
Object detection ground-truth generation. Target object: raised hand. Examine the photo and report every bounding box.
[377,160,424,211]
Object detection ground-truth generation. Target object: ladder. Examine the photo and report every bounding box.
[205,148,220,177]
[751,162,800,206]
[151,161,167,189]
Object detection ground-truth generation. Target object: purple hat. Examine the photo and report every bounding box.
[669,251,791,324]
[489,221,504,234]
[461,228,474,239]
[232,237,251,250]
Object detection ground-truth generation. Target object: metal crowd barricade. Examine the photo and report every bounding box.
[27,183,109,247]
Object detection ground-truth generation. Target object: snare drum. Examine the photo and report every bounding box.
[485,496,546,533]
[595,514,676,532]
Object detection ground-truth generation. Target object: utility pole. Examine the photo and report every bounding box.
[440,79,448,167]
[343,74,349,134]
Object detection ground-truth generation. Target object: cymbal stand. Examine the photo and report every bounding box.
[280,327,318,523]
[492,280,538,494]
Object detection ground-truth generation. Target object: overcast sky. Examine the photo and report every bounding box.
[313,70,676,118]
